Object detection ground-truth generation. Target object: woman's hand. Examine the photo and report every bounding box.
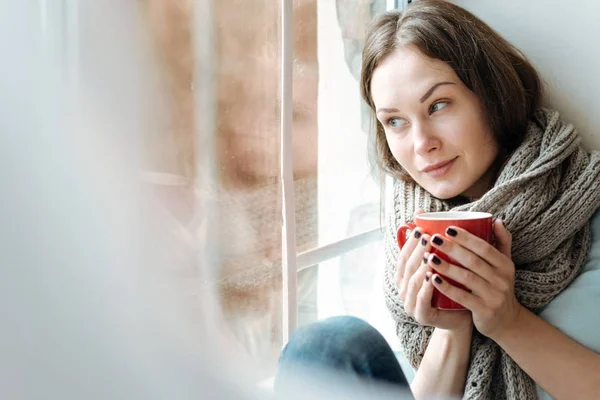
[425,219,524,339]
[396,212,472,331]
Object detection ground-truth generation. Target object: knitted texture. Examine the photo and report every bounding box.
[383,108,600,399]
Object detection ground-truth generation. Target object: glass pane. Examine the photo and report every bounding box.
[214,0,283,376]
[302,239,399,351]
[292,0,320,335]
[292,0,389,336]
[294,0,389,252]
[143,0,284,378]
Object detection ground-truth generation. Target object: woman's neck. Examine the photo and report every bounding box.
[461,166,498,201]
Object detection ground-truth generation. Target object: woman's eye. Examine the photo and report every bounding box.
[430,101,448,113]
[387,118,406,129]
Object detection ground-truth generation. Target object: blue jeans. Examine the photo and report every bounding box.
[275,316,409,392]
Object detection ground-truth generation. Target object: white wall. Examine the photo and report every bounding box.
[453,0,600,150]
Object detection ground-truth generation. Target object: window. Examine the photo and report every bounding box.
[146,0,400,378]
[47,0,409,379]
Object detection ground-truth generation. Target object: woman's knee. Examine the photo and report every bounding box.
[280,316,387,364]
[276,316,407,389]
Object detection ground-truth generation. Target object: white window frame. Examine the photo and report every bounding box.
[279,0,409,344]
[280,0,298,344]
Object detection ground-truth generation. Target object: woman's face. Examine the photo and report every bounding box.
[370,46,499,200]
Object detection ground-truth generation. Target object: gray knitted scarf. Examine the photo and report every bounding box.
[383,108,600,399]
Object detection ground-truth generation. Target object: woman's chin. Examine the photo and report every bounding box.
[421,183,464,200]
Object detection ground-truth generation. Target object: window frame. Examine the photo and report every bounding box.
[279,0,408,344]
[46,0,409,349]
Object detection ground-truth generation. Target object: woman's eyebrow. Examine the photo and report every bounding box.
[376,107,400,115]
[376,81,456,115]
[420,81,455,103]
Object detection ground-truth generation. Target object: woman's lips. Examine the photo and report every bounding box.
[422,157,457,178]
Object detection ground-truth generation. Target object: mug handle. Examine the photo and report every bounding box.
[397,223,417,249]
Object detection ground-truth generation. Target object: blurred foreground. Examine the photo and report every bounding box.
[0,2,413,399]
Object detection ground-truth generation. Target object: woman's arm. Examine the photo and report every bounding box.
[491,306,600,400]
[391,217,474,398]
[410,325,472,399]
[425,220,600,400]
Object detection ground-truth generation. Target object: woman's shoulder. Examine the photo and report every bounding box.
[538,207,600,351]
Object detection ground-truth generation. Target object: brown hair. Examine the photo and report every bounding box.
[360,0,543,181]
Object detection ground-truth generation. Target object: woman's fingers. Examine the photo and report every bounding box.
[425,253,494,297]
[413,270,434,319]
[429,232,501,284]
[431,273,483,313]
[395,210,426,286]
[399,233,432,300]
[413,271,473,330]
[436,224,509,269]
[403,255,431,315]
[395,228,422,287]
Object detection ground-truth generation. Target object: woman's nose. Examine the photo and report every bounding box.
[412,122,441,155]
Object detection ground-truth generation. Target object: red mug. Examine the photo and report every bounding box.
[397,211,493,310]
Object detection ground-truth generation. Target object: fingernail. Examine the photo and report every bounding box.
[421,237,427,246]
[432,236,443,246]
[425,273,430,282]
[414,230,422,239]
[446,228,457,237]
[423,255,428,264]
[431,255,441,265]
[434,276,443,284]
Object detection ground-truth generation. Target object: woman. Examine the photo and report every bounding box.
[276,1,600,399]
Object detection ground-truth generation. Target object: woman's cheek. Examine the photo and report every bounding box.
[388,137,409,167]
